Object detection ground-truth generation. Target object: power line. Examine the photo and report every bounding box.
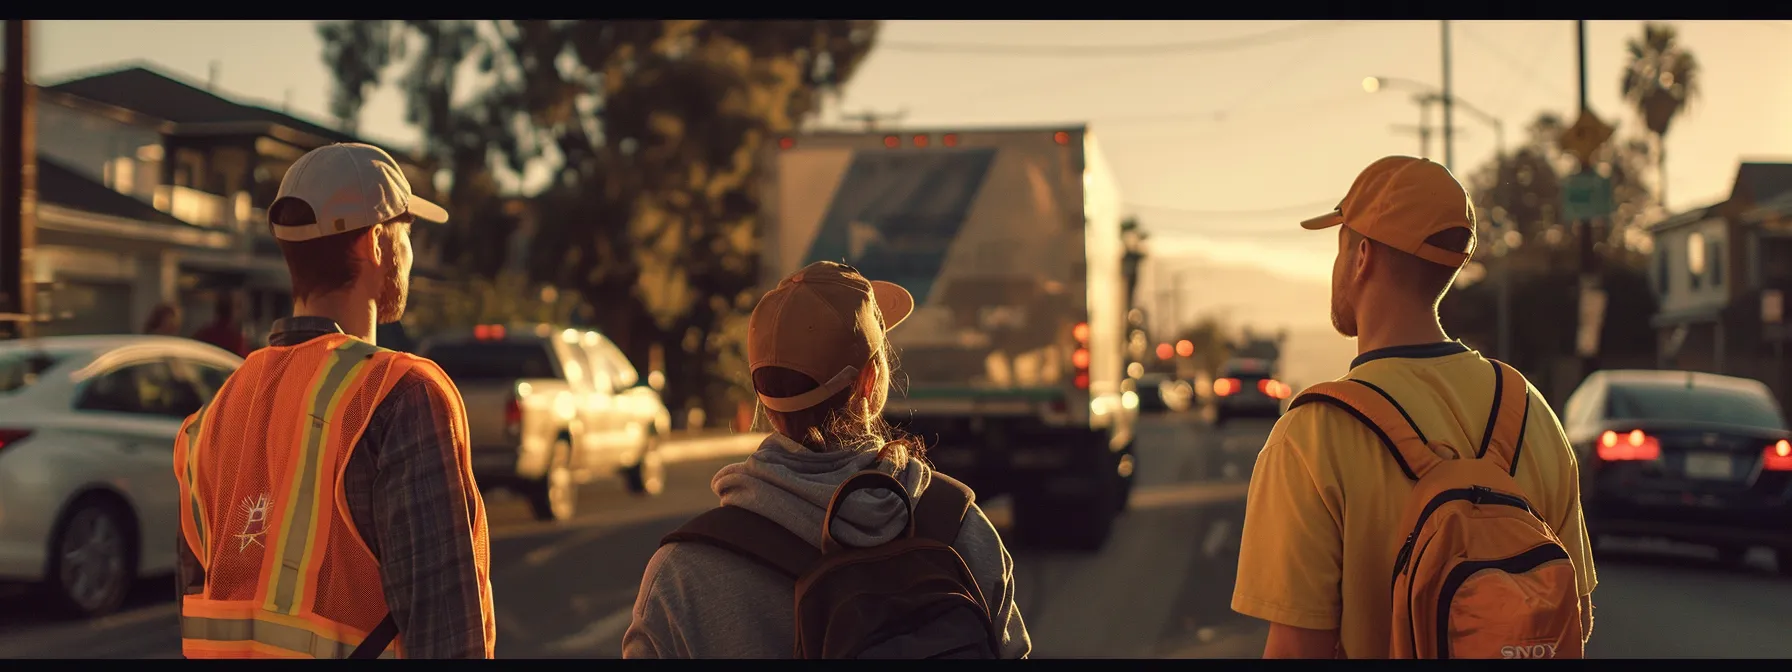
[1457,24,1572,102]
[1130,199,1338,218]
[877,21,1361,57]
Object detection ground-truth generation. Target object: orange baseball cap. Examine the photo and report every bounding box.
[748,261,915,413]
[1299,155,1478,268]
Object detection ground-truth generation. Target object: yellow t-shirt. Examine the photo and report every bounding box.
[1230,342,1597,659]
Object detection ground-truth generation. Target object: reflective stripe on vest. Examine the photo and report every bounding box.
[181,614,397,659]
[262,338,380,617]
[182,405,210,561]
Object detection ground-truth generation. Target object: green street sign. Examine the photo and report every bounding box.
[1562,171,1615,222]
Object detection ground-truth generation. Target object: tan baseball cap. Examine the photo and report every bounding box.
[268,143,449,241]
[1299,155,1477,268]
[748,261,915,413]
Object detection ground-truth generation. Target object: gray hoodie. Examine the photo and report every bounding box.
[622,434,1031,659]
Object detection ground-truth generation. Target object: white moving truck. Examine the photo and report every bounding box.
[756,125,1139,549]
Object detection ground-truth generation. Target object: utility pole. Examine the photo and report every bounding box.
[1440,20,1455,172]
[1574,19,1599,381]
[1,20,36,340]
[841,109,907,133]
[1389,95,1438,158]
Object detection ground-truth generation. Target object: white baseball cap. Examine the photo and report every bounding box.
[268,143,449,242]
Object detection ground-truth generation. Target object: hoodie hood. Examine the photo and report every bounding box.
[711,434,931,549]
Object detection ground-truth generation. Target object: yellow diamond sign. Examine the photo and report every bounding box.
[1558,110,1615,165]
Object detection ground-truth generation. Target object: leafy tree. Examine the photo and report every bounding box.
[1621,22,1700,207]
[317,20,881,418]
[1175,314,1234,380]
[1443,110,1661,383]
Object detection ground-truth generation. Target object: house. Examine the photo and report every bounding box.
[1648,161,1792,399]
[25,63,446,340]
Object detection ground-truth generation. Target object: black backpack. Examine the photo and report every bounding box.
[660,470,1002,659]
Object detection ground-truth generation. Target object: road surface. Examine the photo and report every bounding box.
[0,417,1787,658]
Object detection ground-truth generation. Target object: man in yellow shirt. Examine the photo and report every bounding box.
[1230,156,1598,659]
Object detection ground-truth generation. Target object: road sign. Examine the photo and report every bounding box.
[1764,289,1784,325]
[1558,110,1615,166]
[1561,171,1615,222]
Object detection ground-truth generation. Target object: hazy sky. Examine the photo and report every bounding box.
[30,19,1792,295]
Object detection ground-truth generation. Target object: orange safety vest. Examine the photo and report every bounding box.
[172,333,495,659]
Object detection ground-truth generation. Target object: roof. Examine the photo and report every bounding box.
[1645,201,1723,233]
[35,154,194,227]
[45,64,417,161]
[1595,368,1768,393]
[1731,162,1792,205]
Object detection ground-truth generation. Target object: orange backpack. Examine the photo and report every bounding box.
[1289,359,1584,659]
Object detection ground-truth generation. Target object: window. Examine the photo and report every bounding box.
[597,340,639,390]
[557,339,608,394]
[1687,231,1705,291]
[423,341,559,381]
[1656,249,1670,295]
[1605,382,1787,431]
[0,352,62,394]
[1708,239,1724,287]
[76,360,203,418]
[170,358,236,401]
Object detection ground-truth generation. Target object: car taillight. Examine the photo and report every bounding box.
[474,324,506,341]
[1764,440,1792,471]
[1214,378,1240,397]
[1258,378,1291,400]
[1598,429,1661,462]
[0,429,31,452]
[1072,322,1091,390]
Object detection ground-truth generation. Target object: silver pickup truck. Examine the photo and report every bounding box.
[418,324,672,522]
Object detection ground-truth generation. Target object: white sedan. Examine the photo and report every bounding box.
[0,335,241,617]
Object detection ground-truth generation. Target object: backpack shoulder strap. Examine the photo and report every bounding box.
[913,472,975,545]
[1289,379,1443,481]
[1478,359,1532,477]
[660,506,821,580]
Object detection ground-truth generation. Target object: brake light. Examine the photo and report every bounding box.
[912,134,929,148]
[778,137,795,150]
[1175,340,1194,358]
[0,429,31,452]
[1155,343,1173,360]
[1072,322,1091,390]
[1598,429,1661,462]
[883,135,900,148]
[942,133,960,147]
[474,324,506,341]
[1765,440,1792,471]
[1053,131,1071,145]
[1214,378,1240,397]
[1258,378,1291,400]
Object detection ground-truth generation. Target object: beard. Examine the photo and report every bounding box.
[1330,286,1358,339]
[375,260,409,324]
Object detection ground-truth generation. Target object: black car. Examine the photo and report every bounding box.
[1562,369,1792,573]
[1212,357,1291,426]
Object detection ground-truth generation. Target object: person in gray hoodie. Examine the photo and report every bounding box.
[622,261,1031,659]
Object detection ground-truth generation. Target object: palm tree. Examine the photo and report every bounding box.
[1620,22,1700,208]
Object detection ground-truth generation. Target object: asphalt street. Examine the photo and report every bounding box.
[0,416,1788,658]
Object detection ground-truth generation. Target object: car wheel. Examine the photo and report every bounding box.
[526,437,578,522]
[623,433,666,497]
[48,497,135,618]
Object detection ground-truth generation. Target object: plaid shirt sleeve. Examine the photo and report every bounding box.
[362,370,494,659]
